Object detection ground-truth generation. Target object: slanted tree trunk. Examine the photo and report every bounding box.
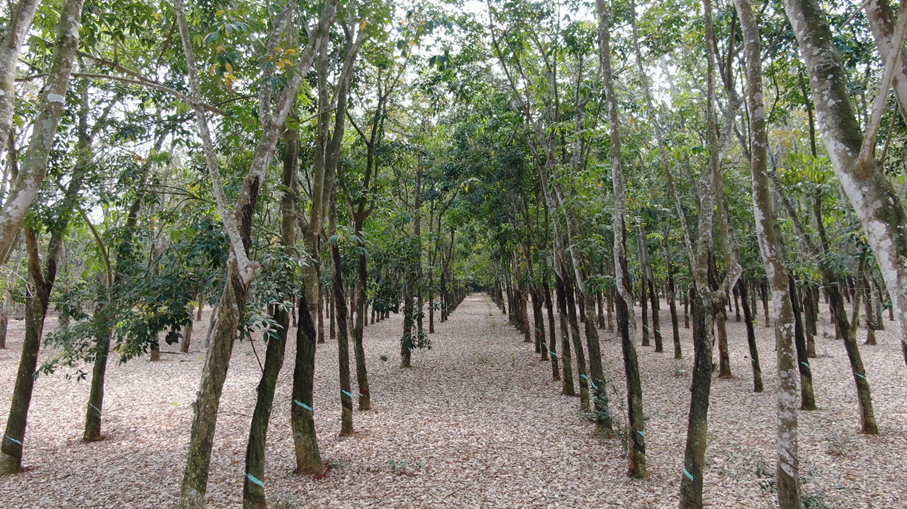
[0,71,89,469]
[841,254,880,434]
[176,2,337,505]
[735,0,802,504]
[784,0,907,368]
[0,0,82,265]
[0,228,56,472]
[243,127,299,509]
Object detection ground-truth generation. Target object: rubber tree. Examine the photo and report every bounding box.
[595,0,646,478]
[0,0,42,169]
[0,0,82,266]
[734,0,803,505]
[781,0,907,367]
[175,1,337,506]
[0,80,100,470]
[293,9,361,473]
[242,127,299,509]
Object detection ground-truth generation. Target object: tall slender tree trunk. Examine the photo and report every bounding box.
[243,128,299,508]
[354,217,371,410]
[662,230,682,359]
[738,278,763,392]
[545,283,559,381]
[332,243,354,436]
[555,274,574,396]
[564,271,589,411]
[533,286,547,361]
[597,0,645,478]
[802,282,818,356]
[637,223,661,352]
[789,276,817,411]
[735,0,802,504]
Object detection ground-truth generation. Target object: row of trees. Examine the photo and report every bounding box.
[0,0,905,508]
[443,1,906,508]
[0,1,476,508]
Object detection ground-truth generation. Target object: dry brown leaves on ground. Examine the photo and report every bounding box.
[0,294,905,508]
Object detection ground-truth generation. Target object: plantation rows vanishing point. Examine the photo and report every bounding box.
[0,0,906,508]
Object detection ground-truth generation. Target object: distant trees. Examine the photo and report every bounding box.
[0,0,904,507]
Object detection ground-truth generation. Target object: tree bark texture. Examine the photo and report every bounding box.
[735,0,802,505]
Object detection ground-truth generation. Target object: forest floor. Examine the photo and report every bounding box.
[0,294,906,508]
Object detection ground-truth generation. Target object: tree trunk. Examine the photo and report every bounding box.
[533,287,547,361]
[564,272,589,411]
[329,289,335,339]
[802,283,818,357]
[0,0,42,165]
[639,267,650,347]
[555,274,574,396]
[0,228,54,473]
[841,256,880,435]
[242,301,289,509]
[760,278,770,327]
[649,279,663,353]
[862,273,877,345]
[175,1,336,503]
[242,127,299,508]
[545,282,559,381]
[318,283,325,343]
[789,276,817,411]
[179,266,246,506]
[663,231,682,359]
[597,0,646,478]
[783,0,907,368]
[291,291,323,474]
[679,294,713,508]
[331,243,354,436]
[735,1,802,504]
[0,0,82,265]
[353,220,371,411]
[401,276,413,368]
[738,278,763,392]
[637,222,662,352]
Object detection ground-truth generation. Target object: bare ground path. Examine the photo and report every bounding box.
[1,293,906,508]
